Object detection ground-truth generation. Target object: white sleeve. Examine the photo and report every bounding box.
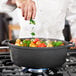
[0,0,16,13]
[0,0,8,11]
[0,0,8,4]
[66,0,76,38]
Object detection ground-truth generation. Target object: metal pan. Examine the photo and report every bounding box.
[2,38,75,68]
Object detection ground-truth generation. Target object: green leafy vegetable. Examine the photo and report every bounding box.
[23,40,31,47]
[52,41,63,47]
[23,40,27,44]
[30,18,36,25]
[31,32,35,36]
[26,40,31,47]
[52,41,56,47]
[55,41,63,46]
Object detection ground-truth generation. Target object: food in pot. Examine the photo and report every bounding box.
[15,38,64,47]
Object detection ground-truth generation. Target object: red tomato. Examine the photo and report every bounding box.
[33,38,40,44]
[37,43,46,47]
[60,43,64,46]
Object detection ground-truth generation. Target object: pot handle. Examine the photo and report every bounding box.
[66,42,75,48]
[1,40,9,46]
[0,46,9,49]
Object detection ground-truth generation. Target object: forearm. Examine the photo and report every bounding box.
[7,0,28,7]
[7,0,16,5]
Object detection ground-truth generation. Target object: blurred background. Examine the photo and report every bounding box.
[0,0,21,52]
[0,0,72,52]
[0,0,20,39]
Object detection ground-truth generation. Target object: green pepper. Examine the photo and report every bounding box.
[30,18,36,25]
[52,41,56,47]
[23,40,27,44]
[22,40,27,46]
[23,40,31,47]
[26,40,31,47]
[55,41,63,46]
[52,41,63,47]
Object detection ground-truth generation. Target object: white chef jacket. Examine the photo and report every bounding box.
[0,0,17,13]
[0,0,76,40]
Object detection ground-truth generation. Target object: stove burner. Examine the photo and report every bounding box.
[28,68,48,73]
[24,68,63,76]
[0,52,76,76]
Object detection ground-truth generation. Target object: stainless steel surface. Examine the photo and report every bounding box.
[0,46,9,49]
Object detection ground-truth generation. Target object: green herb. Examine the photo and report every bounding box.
[23,40,27,44]
[52,41,63,47]
[23,40,31,47]
[23,40,27,46]
[31,32,35,36]
[55,41,63,46]
[30,18,36,25]
[52,41,56,47]
[26,40,31,47]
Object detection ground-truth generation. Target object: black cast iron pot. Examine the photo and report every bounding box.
[2,38,75,68]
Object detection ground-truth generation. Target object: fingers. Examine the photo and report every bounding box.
[27,5,32,20]
[70,38,76,49]
[32,1,36,19]
[24,6,28,20]
[21,1,36,20]
[21,3,25,16]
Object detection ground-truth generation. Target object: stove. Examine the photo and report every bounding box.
[0,49,76,76]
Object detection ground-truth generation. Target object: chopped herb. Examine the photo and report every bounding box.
[26,40,31,47]
[55,41,63,46]
[30,18,36,25]
[31,32,35,36]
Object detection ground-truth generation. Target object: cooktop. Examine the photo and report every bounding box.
[0,49,76,76]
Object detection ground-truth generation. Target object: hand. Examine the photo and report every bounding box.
[70,38,76,49]
[16,0,36,20]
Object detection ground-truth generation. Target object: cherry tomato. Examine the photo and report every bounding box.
[33,38,40,44]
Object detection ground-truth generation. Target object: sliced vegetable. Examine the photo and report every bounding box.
[33,38,40,43]
[26,40,31,47]
[22,40,31,47]
[52,41,63,47]
[23,40,27,44]
[36,41,41,45]
[55,41,63,46]
[41,41,47,45]
[47,44,53,47]
[15,38,64,47]
[37,43,46,47]
[30,41,36,47]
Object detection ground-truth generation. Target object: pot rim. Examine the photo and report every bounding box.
[3,38,75,49]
